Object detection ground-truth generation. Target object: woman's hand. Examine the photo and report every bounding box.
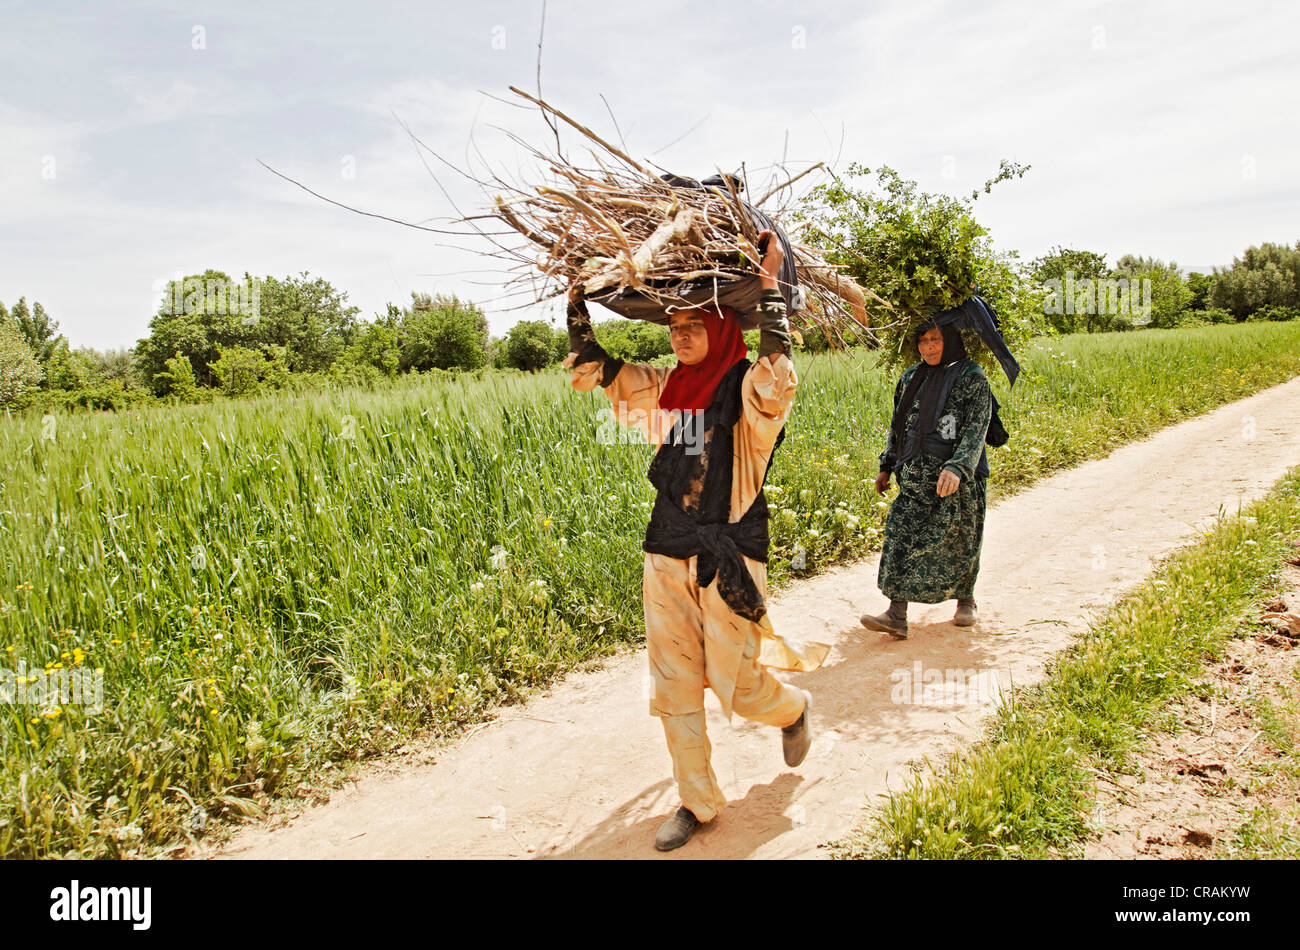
[568,278,586,306]
[936,469,960,498]
[756,229,784,291]
[875,471,892,495]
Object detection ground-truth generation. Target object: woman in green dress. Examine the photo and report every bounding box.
[859,321,993,638]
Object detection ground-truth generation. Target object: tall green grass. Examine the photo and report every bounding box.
[2,321,1299,857]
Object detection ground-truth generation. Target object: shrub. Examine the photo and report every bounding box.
[399,293,489,371]
[210,345,270,396]
[503,320,560,372]
[1247,304,1300,322]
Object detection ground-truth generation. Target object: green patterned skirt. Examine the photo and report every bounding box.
[878,454,987,604]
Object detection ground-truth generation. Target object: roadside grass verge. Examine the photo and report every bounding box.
[831,464,1300,859]
[1217,660,1300,858]
[1,321,1299,857]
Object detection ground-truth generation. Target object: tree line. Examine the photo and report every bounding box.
[4,167,1299,413]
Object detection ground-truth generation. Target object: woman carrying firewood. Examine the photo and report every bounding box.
[563,229,828,852]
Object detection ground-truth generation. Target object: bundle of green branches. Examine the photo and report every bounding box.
[795,161,1033,376]
[488,87,880,344]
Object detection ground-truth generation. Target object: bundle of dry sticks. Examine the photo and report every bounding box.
[489,87,881,343]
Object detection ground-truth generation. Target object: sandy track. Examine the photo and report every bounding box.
[211,377,1300,860]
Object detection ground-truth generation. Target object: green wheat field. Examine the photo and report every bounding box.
[3,321,1299,857]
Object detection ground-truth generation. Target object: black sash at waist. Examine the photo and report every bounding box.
[643,492,770,622]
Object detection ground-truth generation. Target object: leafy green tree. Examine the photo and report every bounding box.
[1028,246,1111,333]
[503,320,560,371]
[134,270,258,392]
[398,292,489,371]
[551,327,570,363]
[1185,272,1214,310]
[80,347,135,386]
[1209,242,1300,319]
[43,340,96,390]
[262,345,293,389]
[154,350,201,402]
[1030,247,1108,286]
[154,353,200,405]
[10,297,65,367]
[1112,255,1192,329]
[0,315,44,406]
[341,314,401,376]
[256,273,359,373]
[593,319,673,362]
[1247,304,1300,322]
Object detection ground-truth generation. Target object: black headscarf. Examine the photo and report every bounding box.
[889,323,968,461]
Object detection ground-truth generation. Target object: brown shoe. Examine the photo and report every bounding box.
[654,806,701,852]
[860,602,909,639]
[954,599,978,627]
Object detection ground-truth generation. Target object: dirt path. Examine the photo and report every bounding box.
[211,377,1300,860]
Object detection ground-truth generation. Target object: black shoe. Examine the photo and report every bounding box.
[654,806,701,852]
[782,689,813,767]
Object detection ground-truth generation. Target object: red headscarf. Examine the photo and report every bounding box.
[658,304,748,413]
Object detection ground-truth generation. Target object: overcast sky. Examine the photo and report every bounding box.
[2,0,1297,351]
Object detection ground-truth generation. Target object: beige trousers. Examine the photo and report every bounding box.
[643,551,806,822]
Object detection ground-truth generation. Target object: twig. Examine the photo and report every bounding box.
[755,161,826,206]
[508,85,654,178]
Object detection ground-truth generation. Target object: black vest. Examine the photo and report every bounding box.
[896,359,990,480]
[642,359,785,621]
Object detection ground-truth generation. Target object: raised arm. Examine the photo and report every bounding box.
[564,284,623,388]
[741,288,797,454]
[740,230,798,453]
[564,283,671,446]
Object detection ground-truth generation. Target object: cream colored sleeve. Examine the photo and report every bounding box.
[566,355,672,447]
[740,353,797,455]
